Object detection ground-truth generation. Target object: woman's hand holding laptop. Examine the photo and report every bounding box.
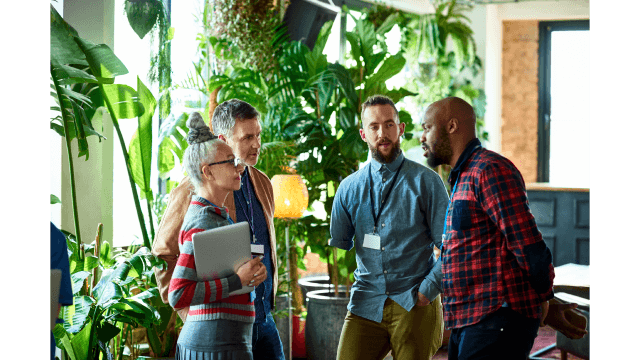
[237,255,267,287]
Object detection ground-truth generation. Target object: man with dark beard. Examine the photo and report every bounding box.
[329,95,450,360]
[420,96,555,360]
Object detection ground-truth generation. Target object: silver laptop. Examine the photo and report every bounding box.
[191,221,254,296]
[51,269,62,331]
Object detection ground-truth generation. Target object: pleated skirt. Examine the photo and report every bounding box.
[176,319,253,360]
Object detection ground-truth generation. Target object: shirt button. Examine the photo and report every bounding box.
[381,247,385,251]
[382,223,385,227]
[247,201,250,204]
[383,178,386,182]
[386,291,390,295]
[384,270,388,274]
[262,296,264,300]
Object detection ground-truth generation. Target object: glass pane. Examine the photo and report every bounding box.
[548,30,590,187]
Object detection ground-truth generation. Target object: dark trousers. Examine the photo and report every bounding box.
[252,312,285,360]
[448,307,540,360]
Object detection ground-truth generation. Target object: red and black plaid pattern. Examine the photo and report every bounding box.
[442,142,554,329]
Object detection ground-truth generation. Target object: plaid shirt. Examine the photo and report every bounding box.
[442,138,555,329]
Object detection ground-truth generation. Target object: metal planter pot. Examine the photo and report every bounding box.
[298,275,347,305]
[274,295,291,360]
[305,289,349,360]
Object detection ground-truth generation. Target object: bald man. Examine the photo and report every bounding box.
[420,97,555,360]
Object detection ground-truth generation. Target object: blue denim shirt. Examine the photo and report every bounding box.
[329,153,449,323]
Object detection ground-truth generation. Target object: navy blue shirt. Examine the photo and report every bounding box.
[235,170,273,323]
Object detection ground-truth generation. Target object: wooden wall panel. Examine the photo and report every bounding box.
[502,20,539,183]
[527,190,589,267]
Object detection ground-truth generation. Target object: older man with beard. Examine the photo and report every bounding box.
[420,96,555,360]
[329,95,450,360]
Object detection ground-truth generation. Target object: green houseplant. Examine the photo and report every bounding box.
[51,4,157,249]
[54,225,167,360]
[51,4,181,358]
[401,0,488,186]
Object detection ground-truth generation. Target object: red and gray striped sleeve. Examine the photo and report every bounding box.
[168,207,242,309]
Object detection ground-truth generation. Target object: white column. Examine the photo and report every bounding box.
[483,4,502,154]
[60,0,115,244]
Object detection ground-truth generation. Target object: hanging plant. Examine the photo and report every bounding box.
[209,0,286,74]
[124,0,164,39]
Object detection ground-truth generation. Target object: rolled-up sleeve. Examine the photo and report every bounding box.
[329,182,355,251]
[418,171,449,301]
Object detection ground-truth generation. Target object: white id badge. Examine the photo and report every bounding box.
[251,244,265,258]
[363,233,381,250]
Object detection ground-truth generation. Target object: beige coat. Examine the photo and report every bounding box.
[152,166,278,321]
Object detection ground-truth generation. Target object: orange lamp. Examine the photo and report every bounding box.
[271,174,308,360]
[271,174,309,219]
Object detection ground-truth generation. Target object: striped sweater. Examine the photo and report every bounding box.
[168,196,255,323]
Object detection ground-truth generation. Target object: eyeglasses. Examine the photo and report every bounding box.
[208,157,245,168]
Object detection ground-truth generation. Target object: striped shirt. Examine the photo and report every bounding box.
[442,138,555,329]
[169,196,255,323]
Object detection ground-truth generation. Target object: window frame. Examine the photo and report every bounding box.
[537,19,590,182]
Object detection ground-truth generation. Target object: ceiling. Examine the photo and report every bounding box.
[361,0,548,15]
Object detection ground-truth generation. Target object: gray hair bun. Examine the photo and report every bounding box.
[186,112,215,145]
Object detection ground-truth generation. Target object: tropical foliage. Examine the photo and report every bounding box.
[189,7,419,303]
[362,0,488,187]
[51,4,158,249]
[53,226,170,360]
[51,4,179,357]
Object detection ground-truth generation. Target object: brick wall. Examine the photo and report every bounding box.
[501,20,539,183]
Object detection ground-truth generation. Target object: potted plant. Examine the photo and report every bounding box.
[54,225,167,360]
[51,5,182,358]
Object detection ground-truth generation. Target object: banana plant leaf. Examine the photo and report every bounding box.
[102,84,145,120]
[69,317,92,360]
[107,298,160,328]
[63,295,94,334]
[54,326,78,360]
[70,271,91,293]
[83,255,100,272]
[50,5,86,66]
[73,37,129,81]
[92,268,125,306]
[99,241,116,268]
[129,77,157,200]
[53,64,98,85]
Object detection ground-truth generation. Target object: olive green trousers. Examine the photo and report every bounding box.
[336,295,444,360]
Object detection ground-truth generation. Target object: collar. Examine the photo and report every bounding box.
[243,166,252,181]
[370,151,405,173]
[448,138,482,186]
[194,195,230,219]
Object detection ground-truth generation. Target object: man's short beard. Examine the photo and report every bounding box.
[370,139,402,164]
[426,127,452,168]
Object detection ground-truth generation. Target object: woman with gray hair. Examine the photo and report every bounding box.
[169,112,268,360]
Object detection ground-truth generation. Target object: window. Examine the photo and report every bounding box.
[112,0,201,247]
[537,20,590,187]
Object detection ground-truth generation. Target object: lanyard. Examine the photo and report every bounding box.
[442,180,459,237]
[235,173,257,243]
[201,198,234,225]
[368,158,405,234]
